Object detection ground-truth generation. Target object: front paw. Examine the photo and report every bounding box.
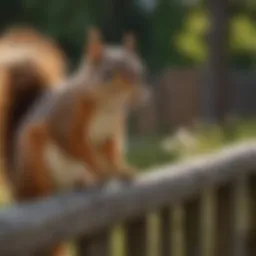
[74,170,98,190]
[96,167,114,182]
[116,165,138,182]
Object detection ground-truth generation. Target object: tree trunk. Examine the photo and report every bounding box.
[206,0,231,128]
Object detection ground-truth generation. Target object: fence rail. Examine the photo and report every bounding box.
[1,142,256,255]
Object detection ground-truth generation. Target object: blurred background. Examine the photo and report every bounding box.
[0,1,256,255]
[0,0,256,171]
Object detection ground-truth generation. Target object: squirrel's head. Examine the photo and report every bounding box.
[84,28,150,108]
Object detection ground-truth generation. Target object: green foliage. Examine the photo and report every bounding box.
[175,8,256,67]
[175,9,209,64]
[230,15,256,53]
[0,0,150,67]
[150,0,190,68]
[1,0,256,69]
[127,119,256,169]
[127,136,178,170]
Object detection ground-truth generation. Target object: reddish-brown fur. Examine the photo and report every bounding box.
[66,97,102,173]
[15,123,54,201]
[14,84,136,203]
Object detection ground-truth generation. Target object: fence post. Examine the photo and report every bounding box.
[184,197,202,256]
[248,175,256,255]
[124,216,147,256]
[215,184,235,256]
[159,208,172,256]
[77,229,111,256]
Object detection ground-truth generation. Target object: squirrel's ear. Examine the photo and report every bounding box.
[123,32,137,52]
[85,27,104,63]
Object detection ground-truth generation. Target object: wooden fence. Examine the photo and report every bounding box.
[1,142,256,256]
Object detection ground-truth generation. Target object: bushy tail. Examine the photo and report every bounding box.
[0,26,67,200]
[0,26,67,85]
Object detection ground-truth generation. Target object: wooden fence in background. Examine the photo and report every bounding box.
[1,142,256,256]
[134,69,256,135]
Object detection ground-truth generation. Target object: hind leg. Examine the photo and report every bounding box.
[15,125,70,256]
[15,125,80,256]
[14,123,54,201]
[13,123,66,255]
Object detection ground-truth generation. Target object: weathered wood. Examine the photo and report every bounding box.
[159,208,172,256]
[184,197,202,256]
[201,189,216,256]
[215,184,235,256]
[233,178,249,256]
[124,216,147,256]
[0,143,256,255]
[247,175,256,255]
[77,229,111,256]
[172,206,185,256]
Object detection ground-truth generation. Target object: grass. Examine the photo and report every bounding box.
[181,119,256,157]
[129,119,256,165]
[127,135,178,170]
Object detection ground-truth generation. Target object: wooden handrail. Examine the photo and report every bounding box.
[0,142,256,255]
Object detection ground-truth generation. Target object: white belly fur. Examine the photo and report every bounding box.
[44,142,89,190]
[88,101,126,144]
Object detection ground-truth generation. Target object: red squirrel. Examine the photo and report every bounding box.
[12,29,149,203]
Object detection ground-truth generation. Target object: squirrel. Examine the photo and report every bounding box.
[0,26,67,202]
[5,28,149,256]
[12,29,149,204]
